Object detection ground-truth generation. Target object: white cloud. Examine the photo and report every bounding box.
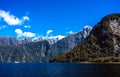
[15,29,23,37]
[24,25,31,28]
[33,35,65,42]
[0,10,30,26]
[23,16,29,21]
[23,32,35,38]
[68,31,74,34]
[15,28,35,38]
[0,25,7,30]
[0,10,22,25]
[66,30,76,35]
[46,30,53,35]
[48,35,65,40]
[45,30,65,40]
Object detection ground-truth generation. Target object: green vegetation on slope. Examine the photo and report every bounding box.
[90,56,120,63]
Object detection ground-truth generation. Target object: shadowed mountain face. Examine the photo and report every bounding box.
[0,26,92,62]
[50,14,120,62]
[0,40,50,62]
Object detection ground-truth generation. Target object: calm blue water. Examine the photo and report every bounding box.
[0,63,120,77]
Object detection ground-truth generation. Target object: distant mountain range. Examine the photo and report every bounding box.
[0,37,32,45]
[0,36,62,46]
[0,25,92,62]
[50,13,120,62]
[33,36,64,45]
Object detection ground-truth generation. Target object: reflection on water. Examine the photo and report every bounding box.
[0,63,120,77]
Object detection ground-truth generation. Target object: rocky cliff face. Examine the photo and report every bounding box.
[100,14,120,56]
[50,14,120,62]
[109,19,120,56]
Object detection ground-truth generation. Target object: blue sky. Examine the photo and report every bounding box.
[0,0,120,39]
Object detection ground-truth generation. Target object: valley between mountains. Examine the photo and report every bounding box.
[0,13,120,63]
[0,23,92,62]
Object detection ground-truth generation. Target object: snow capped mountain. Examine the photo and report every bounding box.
[82,25,92,38]
[33,35,65,45]
[49,25,93,59]
[33,25,92,45]
[84,25,92,29]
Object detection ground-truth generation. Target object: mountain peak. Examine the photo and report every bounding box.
[83,25,92,30]
[101,13,120,22]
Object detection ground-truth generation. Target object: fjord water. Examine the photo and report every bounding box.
[0,63,120,77]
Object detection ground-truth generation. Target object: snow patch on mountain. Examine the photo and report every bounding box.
[33,35,65,45]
